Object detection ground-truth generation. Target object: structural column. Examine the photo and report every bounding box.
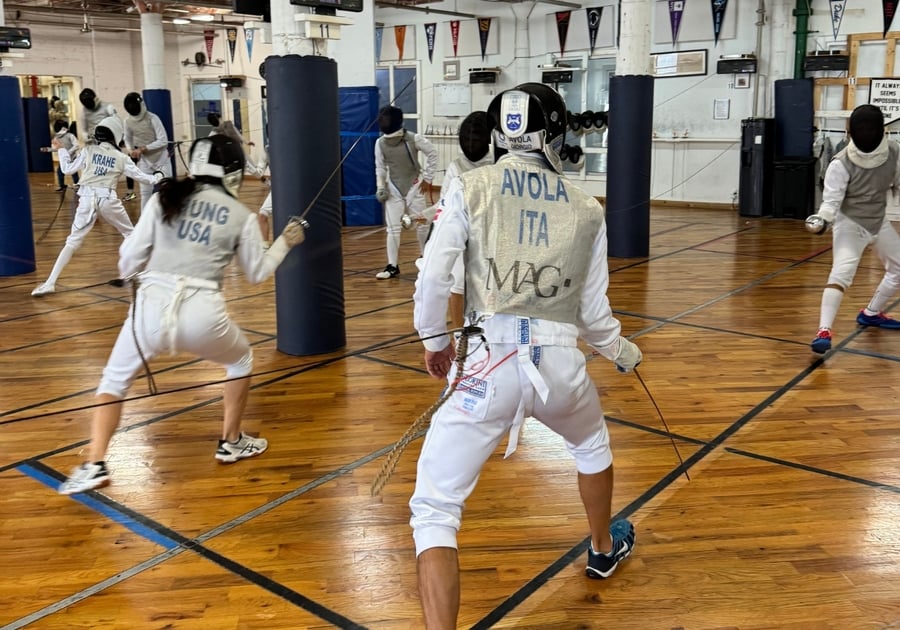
[267,6,346,355]
[606,0,654,258]
[137,5,175,175]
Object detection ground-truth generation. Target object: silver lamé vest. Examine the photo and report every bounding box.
[127,113,166,163]
[379,131,420,195]
[836,142,899,235]
[462,155,604,324]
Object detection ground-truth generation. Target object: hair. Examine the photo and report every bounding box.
[157,175,220,225]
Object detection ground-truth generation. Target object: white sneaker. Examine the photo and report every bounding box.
[215,432,268,463]
[59,462,110,495]
[31,282,56,297]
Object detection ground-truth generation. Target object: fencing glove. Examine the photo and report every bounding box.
[376,188,389,203]
[596,336,642,373]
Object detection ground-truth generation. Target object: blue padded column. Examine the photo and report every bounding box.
[606,75,654,258]
[22,96,52,172]
[0,77,36,276]
[142,89,175,175]
[267,54,346,356]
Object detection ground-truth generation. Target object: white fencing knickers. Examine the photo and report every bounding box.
[828,214,900,291]
[97,271,253,398]
[408,338,613,556]
[384,181,430,264]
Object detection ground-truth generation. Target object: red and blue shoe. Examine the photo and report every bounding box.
[856,310,900,329]
[811,328,832,354]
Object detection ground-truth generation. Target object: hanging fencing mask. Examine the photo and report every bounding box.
[189,135,246,197]
[124,92,146,119]
[79,88,98,111]
[458,111,495,163]
[378,106,404,135]
[848,104,885,153]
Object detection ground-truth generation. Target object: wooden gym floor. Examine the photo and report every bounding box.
[2,174,900,629]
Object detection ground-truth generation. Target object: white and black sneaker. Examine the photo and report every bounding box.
[215,432,268,463]
[375,264,400,280]
[59,461,110,495]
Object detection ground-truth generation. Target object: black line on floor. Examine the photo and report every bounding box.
[23,460,368,630]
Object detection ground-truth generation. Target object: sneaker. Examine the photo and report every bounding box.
[31,282,56,297]
[811,328,832,354]
[585,519,635,579]
[58,462,110,495]
[375,264,400,279]
[123,192,137,201]
[856,310,900,329]
[215,432,268,463]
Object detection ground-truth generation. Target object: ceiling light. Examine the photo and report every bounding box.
[190,13,215,22]
[172,18,190,24]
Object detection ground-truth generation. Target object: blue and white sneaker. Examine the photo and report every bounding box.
[811,328,832,354]
[856,310,900,329]
[585,519,635,579]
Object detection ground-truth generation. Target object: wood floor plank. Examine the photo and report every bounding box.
[3,172,900,629]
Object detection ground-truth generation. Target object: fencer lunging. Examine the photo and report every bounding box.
[57,134,306,495]
[123,91,172,211]
[32,116,160,297]
[411,84,640,628]
[807,104,900,354]
[374,105,438,279]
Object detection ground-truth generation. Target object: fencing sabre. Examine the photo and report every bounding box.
[633,367,690,481]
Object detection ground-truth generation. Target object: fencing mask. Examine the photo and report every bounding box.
[458,111,495,163]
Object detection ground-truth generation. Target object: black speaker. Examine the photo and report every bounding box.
[739,118,776,218]
[774,78,814,158]
[233,0,270,22]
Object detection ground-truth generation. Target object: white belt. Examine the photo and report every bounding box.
[140,271,220,355]
[505,317,550,459]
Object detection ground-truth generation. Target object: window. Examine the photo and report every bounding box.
[375,64,420,133]
[190,81,222,140]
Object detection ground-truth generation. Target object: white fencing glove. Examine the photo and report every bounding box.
[596,336,642,373]
[280,220,306,247]
[375,188,389,203]
[805,206,834,234]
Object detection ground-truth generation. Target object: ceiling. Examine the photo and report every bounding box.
[3,0,254,33]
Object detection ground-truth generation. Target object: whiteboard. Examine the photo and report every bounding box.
[434,82,471,117]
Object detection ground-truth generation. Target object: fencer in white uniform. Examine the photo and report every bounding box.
[374,106,438,279]
[32,116,160,297]
[58,134,306,495]
[78,88,117,143]
[410,84,641,627]
[123,92,172,211]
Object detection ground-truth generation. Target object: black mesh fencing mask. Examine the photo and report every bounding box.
[458,111,495,163]
[849,104,885,153]
[378,106,403,134]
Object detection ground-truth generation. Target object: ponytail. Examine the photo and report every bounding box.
[157,175,221,224]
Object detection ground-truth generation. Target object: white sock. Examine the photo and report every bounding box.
[819,287,843,330]
[46,244,77,286]
[865,279,896,315]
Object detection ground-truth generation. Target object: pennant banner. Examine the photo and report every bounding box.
[586,7,603,55]
[204,29,215,63]
[829,0,845,39]
[375,26,384,62]
[244,27,255,62]
[711,0,728,45]
[394,25,407,60]
[226,27,238,63]
[450,20,460,57]
[478,18,492,61]
[668,0,685,46]
[884,0,898,37]
[555,11,571,55]
[425,23,437,63]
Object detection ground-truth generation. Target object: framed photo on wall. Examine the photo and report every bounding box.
[650,49,707,78]
[443,60,460,81]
